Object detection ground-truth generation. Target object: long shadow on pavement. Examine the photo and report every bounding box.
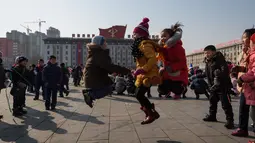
[0,107,67,143]
[52,108,105,125]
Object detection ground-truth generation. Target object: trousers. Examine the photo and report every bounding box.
[45,87,57,108]
[209,90,234,121]
[135,86,153,110]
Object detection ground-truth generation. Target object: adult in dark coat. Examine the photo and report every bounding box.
[59,63,69,97]
[0,57,6,119]
[42,56,61,110]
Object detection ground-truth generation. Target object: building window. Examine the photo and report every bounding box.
[66,45,68,49]
[66,51,68,55]
[65,57,68,60]
[57,51,59,54]
[47,45,50,49]
[47,51,50,55]
[57,56,59,59]
[57,46,59,49]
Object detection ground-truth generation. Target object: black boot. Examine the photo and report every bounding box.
[203,114,217,122]
[224,120,234,129]
[12,108,23,117]
[0,115,3,119]
[82,90,93,108]
[19,107,27,114]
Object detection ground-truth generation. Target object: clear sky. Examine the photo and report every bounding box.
[0,0,254,53]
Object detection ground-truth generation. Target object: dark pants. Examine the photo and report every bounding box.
[35,81,45,99]
[65,83,69,91]
[45,87,57,108]
[158,80,184,95]
[13,87,26,109]
[238,93,250,130]
[135,86,153,110]
[147,86,151,96]
[209,90,234,121]
[59,83,68,96]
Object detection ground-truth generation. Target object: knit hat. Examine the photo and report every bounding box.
[91,36,105,46]
[133,18,150,37]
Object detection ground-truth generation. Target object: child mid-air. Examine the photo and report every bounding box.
[82,36,130,108]
[237,33,255,132]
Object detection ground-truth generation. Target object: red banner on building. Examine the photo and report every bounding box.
[99,25,127,39]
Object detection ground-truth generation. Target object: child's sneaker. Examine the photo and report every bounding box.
[82,90,93,108]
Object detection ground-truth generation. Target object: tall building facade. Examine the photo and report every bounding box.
[186,39,242,68]
[47,27,60,38]
[43,38,137,68]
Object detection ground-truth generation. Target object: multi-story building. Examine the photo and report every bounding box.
[43,37,137,68]
[186,39,242,68]
[6,30,28,57]
[0,38,14,67]
[47,27,60,38]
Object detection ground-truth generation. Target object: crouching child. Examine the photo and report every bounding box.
[190,69,209,99]
[82,36,130,108]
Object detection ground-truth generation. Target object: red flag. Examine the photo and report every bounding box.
[99,25,127,39]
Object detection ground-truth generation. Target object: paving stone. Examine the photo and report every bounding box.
[110,120,134,132]
[183,123,222,136]
[140,138,172,143]
[135,126,168,138]
[164,129,206,143]
[45,133,79,143]
[110,115,131,121]
[109,131,140,143]
[200,136,238,143]
[154,118,186,130]
[77,140,108,143]
[79,125,109,141]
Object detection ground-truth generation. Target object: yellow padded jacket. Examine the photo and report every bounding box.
[135,40,160,87]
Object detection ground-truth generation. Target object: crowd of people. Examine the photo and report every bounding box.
[0,17,255,137]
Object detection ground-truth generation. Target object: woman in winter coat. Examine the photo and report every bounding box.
[237,33,255,131]
[232,28,255,137]
[131,18,160,125]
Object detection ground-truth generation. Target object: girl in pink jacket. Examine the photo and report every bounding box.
[238,33,255,128]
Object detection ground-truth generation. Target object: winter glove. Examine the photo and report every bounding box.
[237,78,244,87]
[133,69,145,77]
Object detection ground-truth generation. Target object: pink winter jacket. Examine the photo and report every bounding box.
[240,51,255,105]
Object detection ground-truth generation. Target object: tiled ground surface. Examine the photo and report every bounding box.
[0,86,255,143]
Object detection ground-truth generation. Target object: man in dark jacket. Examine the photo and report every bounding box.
[203,45,234,129]
[34,59,45,100]
[43,56,61,110]
[11,56,30,117]
[83,36,130,108]
[59,63,69,97]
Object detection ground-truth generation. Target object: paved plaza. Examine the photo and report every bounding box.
[0,86,255,143]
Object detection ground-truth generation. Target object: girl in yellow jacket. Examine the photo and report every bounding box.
[131,18,160,125]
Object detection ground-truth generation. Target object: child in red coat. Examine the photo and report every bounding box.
[157,22,188,99]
